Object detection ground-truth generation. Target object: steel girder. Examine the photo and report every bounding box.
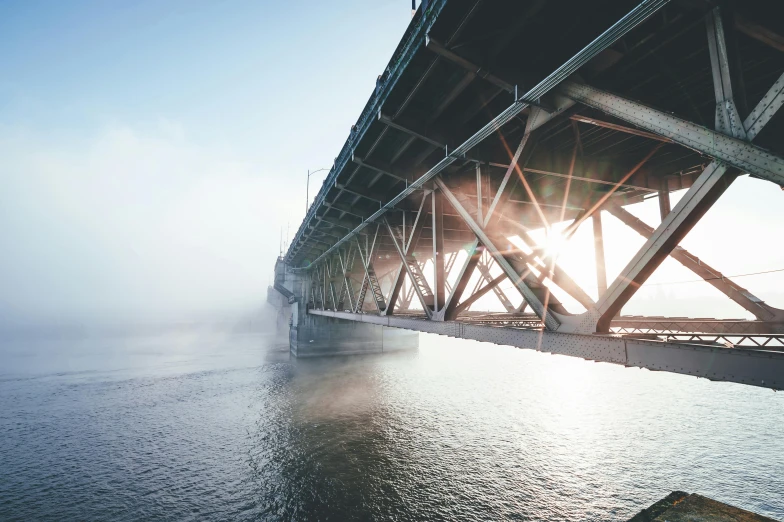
[385,217,435,319]
[354,226,387,313]
[475,259,515,313]
[452,272,507,316]
[442,240,481,320]
[424,34,515,93]
[287,1,784,393]
[432,190,447,314]
[310,309,784,390]
[435,178,562,330]
[592,212,608,295]
[461,313,783,337]
[550,37,784,333]
[336,247,356,312]
[557,78,784,187]
[706,6,747,140]
[611,317,784,336]
[385,194,430,315]
[591,161,736,332]
[607,204,784,323]
[293,0,671,270]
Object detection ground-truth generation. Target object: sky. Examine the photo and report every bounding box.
[0,0,413,324]
[0,0,782,326]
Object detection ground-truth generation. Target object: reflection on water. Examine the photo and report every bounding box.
[1,330,782,520]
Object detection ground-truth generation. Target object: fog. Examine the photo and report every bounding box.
[0,123,274,324]
[0,1,414,328]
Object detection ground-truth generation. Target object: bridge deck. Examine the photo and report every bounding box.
[310,309,784,389]
[278,0,784,388]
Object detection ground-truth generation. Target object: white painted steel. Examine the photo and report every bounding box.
[308,309,784,390]
[558,81,784,186]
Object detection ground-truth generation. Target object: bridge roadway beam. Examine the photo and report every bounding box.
[309,309,784,390]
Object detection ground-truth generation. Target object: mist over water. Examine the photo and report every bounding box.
[1,323,782,521]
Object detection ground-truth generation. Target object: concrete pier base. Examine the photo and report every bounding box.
[291,313,418,357]
[268,257,418,358]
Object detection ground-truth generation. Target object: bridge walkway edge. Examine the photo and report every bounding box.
[309,309,784,390]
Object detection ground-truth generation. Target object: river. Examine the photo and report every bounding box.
[1,327,782,520]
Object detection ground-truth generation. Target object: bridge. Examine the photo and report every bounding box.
[268,0,784,390]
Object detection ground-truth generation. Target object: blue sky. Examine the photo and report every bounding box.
[0,0,782,324]
[0,0,410,151]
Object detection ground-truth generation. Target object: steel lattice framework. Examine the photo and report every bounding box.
[279,0,784,389]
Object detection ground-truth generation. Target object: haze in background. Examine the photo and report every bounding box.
[0,0,782,327]
[0,0,413,326]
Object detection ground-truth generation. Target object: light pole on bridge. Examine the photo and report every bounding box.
[306,168,330,214]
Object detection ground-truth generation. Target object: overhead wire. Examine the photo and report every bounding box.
[642,267,784,287]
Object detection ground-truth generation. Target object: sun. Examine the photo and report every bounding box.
[543,229,568,259]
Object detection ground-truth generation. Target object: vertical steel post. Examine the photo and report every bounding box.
[432,189,446,313]
[706,7,747,139]
[476,163,483,223]
[592,211,608,296]
[658,178,671,220]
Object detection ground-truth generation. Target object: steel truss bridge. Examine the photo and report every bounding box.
[281,0,784,389]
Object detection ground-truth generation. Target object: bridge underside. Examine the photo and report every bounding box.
[281,0,784,388]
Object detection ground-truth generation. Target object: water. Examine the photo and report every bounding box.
[1,328,782,521]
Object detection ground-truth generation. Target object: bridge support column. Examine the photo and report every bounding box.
[271,258,418,358]
[291,312,418,358]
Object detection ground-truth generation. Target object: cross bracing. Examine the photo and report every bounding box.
[282,0,784,389]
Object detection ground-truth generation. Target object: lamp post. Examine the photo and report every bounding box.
[306,168,330,214]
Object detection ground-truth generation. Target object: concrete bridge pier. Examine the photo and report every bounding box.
[267,257,418,357]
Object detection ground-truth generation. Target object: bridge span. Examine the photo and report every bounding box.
[268,0,784,389]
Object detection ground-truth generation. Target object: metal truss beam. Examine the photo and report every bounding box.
[557,80,784,186]
[593,161,736,332]
[734,13,784,54]
[706,6,747,139]
[378,111,445,149]
[424,34,514,93]
[385,217,435,319]
[611,316,784,335]
[442,127,534,321]
[334,183,384,206]
[559,64,784,333]
[435,177,561,330]
[476,259,515,312]
[569,114,673,143]
[742,71,784,142]
[607,204,784,322]
[592,212,608,296]
[432,190,446,315]
[325,257,339,310]
[515,228,596,310]
[352,154,412,183]
[310,309,784,390]
[658,180,671,220]
[323,200,375,221]
[386,194,429,314]
[453,272,506,315]
[443,240,481,320]
[294,0,671,270]
[336,247,356,312]
[354,226,386,313]
[484,121,537,228]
